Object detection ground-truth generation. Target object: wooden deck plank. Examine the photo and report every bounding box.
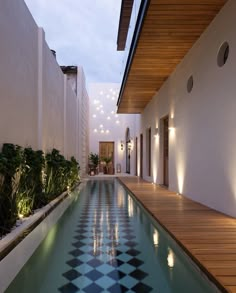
[118,176,236,293]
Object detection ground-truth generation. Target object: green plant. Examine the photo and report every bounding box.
[17,148,46,217]
[45,149,66,199]
[45,149,80,200]
[101,156,112,174]
[101,156,112,165]
[0,143,23,233]
[89,152,99,167]
[0,144,80,237]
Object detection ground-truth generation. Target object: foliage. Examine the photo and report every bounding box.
[88,152,99,167]
[101,156,112,165]
[101,156,112,174]
[0,144,80,237]
[17,148,46,217]
[0,144,23,234]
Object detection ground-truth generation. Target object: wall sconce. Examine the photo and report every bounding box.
[128,139,132,151]
[154,127,159,138]
[120,140,124,151]
[168,118,175,131]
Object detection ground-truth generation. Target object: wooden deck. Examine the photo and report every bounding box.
[118,176,236,293]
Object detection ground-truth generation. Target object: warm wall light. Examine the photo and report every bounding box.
[169,118,175,131]
[120,140,124,151]
[128,139,132,151]
[154,128,159,138]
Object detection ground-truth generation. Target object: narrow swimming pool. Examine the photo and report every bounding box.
[6,179,216,292]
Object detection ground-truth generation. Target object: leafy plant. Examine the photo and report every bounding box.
[45,149,80,200]
[17,148,46,217]
[101,156,112,165]
[101,156,112,174]
[0,145,80,237]
[88,152,99,167]
[0,143,23,234]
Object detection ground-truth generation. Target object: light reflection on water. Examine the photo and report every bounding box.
[6,179,216,293]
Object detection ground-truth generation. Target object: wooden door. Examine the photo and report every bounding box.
[163,116,169,187]
[135,137,138,176]
[140,134,143,178]
[99,142,114,174]
[148,127,151,177]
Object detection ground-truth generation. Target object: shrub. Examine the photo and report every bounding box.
[0,144,23,234]
[17,148,46,217]
[0,145,80,237]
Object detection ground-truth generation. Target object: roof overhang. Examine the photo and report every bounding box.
[117,0,134,51]
[117,0,228,113]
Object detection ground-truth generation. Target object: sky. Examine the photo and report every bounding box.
[24,0,126,84]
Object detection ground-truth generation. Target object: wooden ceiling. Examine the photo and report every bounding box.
[117,0,134,50]
[117,0,228,113]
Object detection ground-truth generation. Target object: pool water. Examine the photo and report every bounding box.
[6,179,216,292]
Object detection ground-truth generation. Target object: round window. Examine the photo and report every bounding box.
[187,75,193,93]
[217,42,229,67]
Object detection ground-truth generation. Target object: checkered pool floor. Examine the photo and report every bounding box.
[58,181,152,293]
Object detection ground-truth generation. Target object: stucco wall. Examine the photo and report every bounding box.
[77,68,90,176]
[139,0,236,217]
[65,84,77,159]
[42,41,65,153]
[0,0,38,148]
[89,83,140,174]
[0,0,87,164]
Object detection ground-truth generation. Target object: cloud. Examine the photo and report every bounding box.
[24,0,125,83]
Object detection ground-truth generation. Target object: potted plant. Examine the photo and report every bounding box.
[101,157,112,174]
[88,153,99,175]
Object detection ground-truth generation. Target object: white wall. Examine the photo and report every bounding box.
[42,40,65,154]
[65,83,77,159]
[0,0,88,165]
[89,83,140,174]
[138,0,236,217]
[77,68,90,176]
[0,0,38,148]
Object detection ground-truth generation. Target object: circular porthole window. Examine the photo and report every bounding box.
[217,42,229,67]
[187,75,193,93]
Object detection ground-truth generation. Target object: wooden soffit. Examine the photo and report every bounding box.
[117,0,228,113]
[117,0,134,50]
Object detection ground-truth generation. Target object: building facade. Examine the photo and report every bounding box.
[0,0,89,174]
[117,0,236,217]
[89,83,140,175]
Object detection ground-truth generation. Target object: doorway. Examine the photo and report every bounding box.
[140,133,143,178]
[163,116,169,187]
[135,137,138,176]
[125,128,131,174]
[99,141,114,174]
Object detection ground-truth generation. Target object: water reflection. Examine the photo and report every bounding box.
[153,228,159,247]
[128,194,134,217]
[117,185,125,208]
[167,248,175,268]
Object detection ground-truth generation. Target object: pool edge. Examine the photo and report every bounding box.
[0,181,87,292]
[117,177,227,293]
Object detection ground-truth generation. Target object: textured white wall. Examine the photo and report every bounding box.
[0,0,38,148]
[138,0,236,217]
[0,0,87,165]
[42,40,65,154]
[65,84,77,159]
[77,68,90,176]
[89,83,139,174]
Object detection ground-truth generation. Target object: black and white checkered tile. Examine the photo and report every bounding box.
[58,181,152,293]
